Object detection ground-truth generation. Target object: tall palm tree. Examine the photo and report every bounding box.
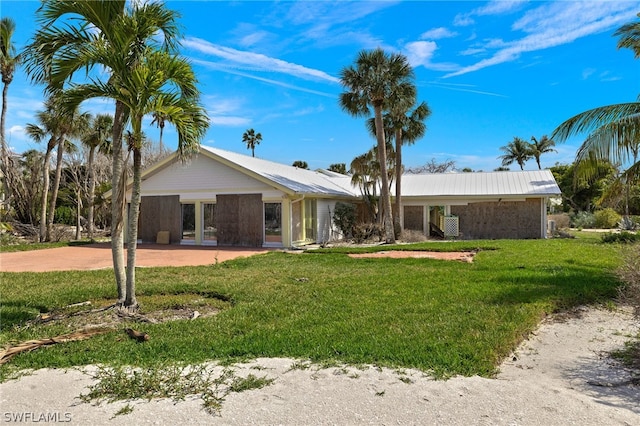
[498,137,532,170]
[82,113,113,241]
[65,49,208,309]
[0,17,21,210]
[529,135,556,169]
[25,0,183,307]
[369,101,431,230]
[242,128,262,157]
[340,48,416,243]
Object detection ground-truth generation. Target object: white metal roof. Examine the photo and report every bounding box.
[397,170,561,198]
[200,146,357,197]
[195,147,560,199]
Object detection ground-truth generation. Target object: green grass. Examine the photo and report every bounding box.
[0,236,624,379]
[0,239,94,253]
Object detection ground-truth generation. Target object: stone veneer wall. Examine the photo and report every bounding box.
[450,198,542,239]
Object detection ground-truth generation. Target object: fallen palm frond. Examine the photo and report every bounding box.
[0,327,112,365]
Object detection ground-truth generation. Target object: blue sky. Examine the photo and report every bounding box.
[3,0,640,171]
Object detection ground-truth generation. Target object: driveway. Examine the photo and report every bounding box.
[0,243,271,272]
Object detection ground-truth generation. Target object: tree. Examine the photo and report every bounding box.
[81,113,113,240]
[407,158,456,174]
[242,128,262,157]
[340,48,415,243]
[151,111,167,154]
[498,137,532,170]
[65,47,209,309]
[551,13,640,221]
[328,163,347,174]
[292,160,308,169]
[0,17,22,212]
[25,0,185,307]
[529,135,556,169]
[25,93,86,242]
[368,101,430,230]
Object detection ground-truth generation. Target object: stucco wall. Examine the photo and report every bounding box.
[451,198,542,239]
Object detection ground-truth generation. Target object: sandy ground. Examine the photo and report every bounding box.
[0,306,638,425]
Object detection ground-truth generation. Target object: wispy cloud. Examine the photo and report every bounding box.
[420,27,458,40]
[183,37,339,84]
[454,0,527,27]
[403,41,459,71]
[445,1,638,78]
[191,59,337,98]
[425,81,507,98]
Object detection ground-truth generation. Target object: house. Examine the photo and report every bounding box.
[124,146,561,247]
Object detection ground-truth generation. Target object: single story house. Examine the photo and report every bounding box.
[124,146,561,247]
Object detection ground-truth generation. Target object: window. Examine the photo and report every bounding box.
[203,203,216,242]
[264,203,282,244]
[304,199,317,241]
[181,204,195,240]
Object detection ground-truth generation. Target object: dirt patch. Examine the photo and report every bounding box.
[348,250,476,262]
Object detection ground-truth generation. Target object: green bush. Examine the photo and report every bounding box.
[601,231,640,244]
[570,211,595,229]
[594,208,622,229]
[54,206,75,226]
[333,202,357,239]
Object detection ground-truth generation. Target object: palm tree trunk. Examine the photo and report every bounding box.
[75,190,82,240]
[87,146,96,240]
[394,128,403,235]
[125,146,141,309]
[111,101,127,305]
[46,137,65,241]
[374,104,395,244]
[39,144,54,242]
[1,81,12,206]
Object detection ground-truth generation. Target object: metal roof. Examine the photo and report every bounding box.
[198,147,560,199]
[200,146,357,197]
[397,170,561,197]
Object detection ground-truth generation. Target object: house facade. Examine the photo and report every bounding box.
[125,146,561,247]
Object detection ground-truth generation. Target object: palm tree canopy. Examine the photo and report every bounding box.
[339,48,416,116]
[0,17,21,84]
[499,137,532,170]
[615,12,640,58]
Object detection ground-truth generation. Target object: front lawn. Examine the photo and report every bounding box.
[0,236,623,379]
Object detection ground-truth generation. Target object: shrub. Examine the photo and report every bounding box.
[54,206,75,226]
[548,213,570,229]
[594,208,622,229]
[601,231,640,244]
[570,211,596,229]
[333,202,357,239]
[353,223,383,243]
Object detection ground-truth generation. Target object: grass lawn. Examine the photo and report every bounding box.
[0,235,625,380]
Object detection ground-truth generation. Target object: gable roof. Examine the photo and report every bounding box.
[199,146,357,197]
[398,170,561,197]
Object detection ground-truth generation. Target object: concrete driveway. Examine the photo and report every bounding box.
[0,243,271,272]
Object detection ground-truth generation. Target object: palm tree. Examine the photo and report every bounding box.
[368,101,431,231]
[65,49,208,309]
[242,128,262,157]
[0,17,21,210]
[82,113,113,241]
[551,13,640,221]
[151,111,168,154]
[529,135,556,169]
[498,137,532,170]
[340,48,416,243]
[25,0,183,307]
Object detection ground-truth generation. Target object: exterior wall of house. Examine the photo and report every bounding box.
[317,199,338,244]
[451,198,543,239]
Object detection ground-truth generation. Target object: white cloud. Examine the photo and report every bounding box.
[445,1,639,78]
[453,14,474,27]
[183,37,340,84]
[420,27,457,40]
[403,41,459,72]
[582,68,596,80]
[210,116,251,126]
[454,0,526,27]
